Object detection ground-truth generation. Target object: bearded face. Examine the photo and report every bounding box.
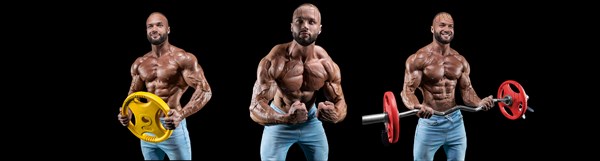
[290,5,321,46]
[433,29,453,44]
[292,30,318,46]
[431,12,454,44]
[147,31,167,45]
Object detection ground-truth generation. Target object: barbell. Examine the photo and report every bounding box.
[362,80,533,144]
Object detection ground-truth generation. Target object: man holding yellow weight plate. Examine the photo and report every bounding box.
[117,12,212,160]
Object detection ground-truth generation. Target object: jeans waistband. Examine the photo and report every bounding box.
[270,103,317,120]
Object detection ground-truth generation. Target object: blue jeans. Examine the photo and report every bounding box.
[140,119,191,160]
[260,103,328,161]
[413,110,466,161]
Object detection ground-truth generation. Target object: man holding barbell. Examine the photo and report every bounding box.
[400,11,495,161]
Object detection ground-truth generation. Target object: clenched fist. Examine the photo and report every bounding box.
[316,101,338,123]
[479,95,495,111]
[287,101,308,124]
[415,104,434,119]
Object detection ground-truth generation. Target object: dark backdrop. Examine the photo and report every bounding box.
[17,0,589,160]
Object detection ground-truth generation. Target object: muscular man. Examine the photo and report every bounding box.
[117,12,212,160]
[249,3,347,161]
[400,12,495,161]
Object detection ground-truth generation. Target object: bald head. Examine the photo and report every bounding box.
[432,12,453,26]
[147,12,169,27]
[292,3,321,24]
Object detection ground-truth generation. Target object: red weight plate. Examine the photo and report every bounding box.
[497,80,528,120]
[384,91,400,144]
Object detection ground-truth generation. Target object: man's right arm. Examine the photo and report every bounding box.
[249,56,287,126]
[128,60,145,94]
[119,59,145,126]
[400,54,424,110]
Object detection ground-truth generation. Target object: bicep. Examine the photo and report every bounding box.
[324,61,343,100]
[403,56,423,92]
[458,58,472,90]
[186,64,210,90]
[128,62,145,94]
[181,55,210,91]
[253,59,276,101]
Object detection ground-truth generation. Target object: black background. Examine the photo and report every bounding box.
[14,0,591,160]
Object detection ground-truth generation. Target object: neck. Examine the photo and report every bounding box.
[290,41,315,60]
[430,41,451,55]
[151,41,171,57]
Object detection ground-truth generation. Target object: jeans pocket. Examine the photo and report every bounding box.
[454,114,463,123]
[420,118,439,126]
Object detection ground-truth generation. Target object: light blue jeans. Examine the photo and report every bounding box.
[140,119,191,160]
[413,110,466,161]
[260,103,328,161]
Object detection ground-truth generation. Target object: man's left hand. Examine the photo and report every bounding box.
[479,95,495,111]
[164,110,183,130]
[317,101,338,123]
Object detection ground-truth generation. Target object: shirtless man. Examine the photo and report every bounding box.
[400,12,495,161]
[117,12,212,160]
[249,3,347,161]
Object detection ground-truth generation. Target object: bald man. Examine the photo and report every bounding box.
[400,12,494,161]
[117,12,212,160]
[249,3,347,161]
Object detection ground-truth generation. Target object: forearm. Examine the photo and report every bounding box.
[461,87,481,107]
[249,78,283,125]
[401,90,421,110]
[331,99,347,123]
[250,100,286,125]
[401,68,423,110]
[180,89,212,118]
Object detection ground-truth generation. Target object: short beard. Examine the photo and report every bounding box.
[147,34,167,45]
[292,32,317,46]
[434,32,452,44]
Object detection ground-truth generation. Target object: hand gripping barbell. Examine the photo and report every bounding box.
[362,80,534,144]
